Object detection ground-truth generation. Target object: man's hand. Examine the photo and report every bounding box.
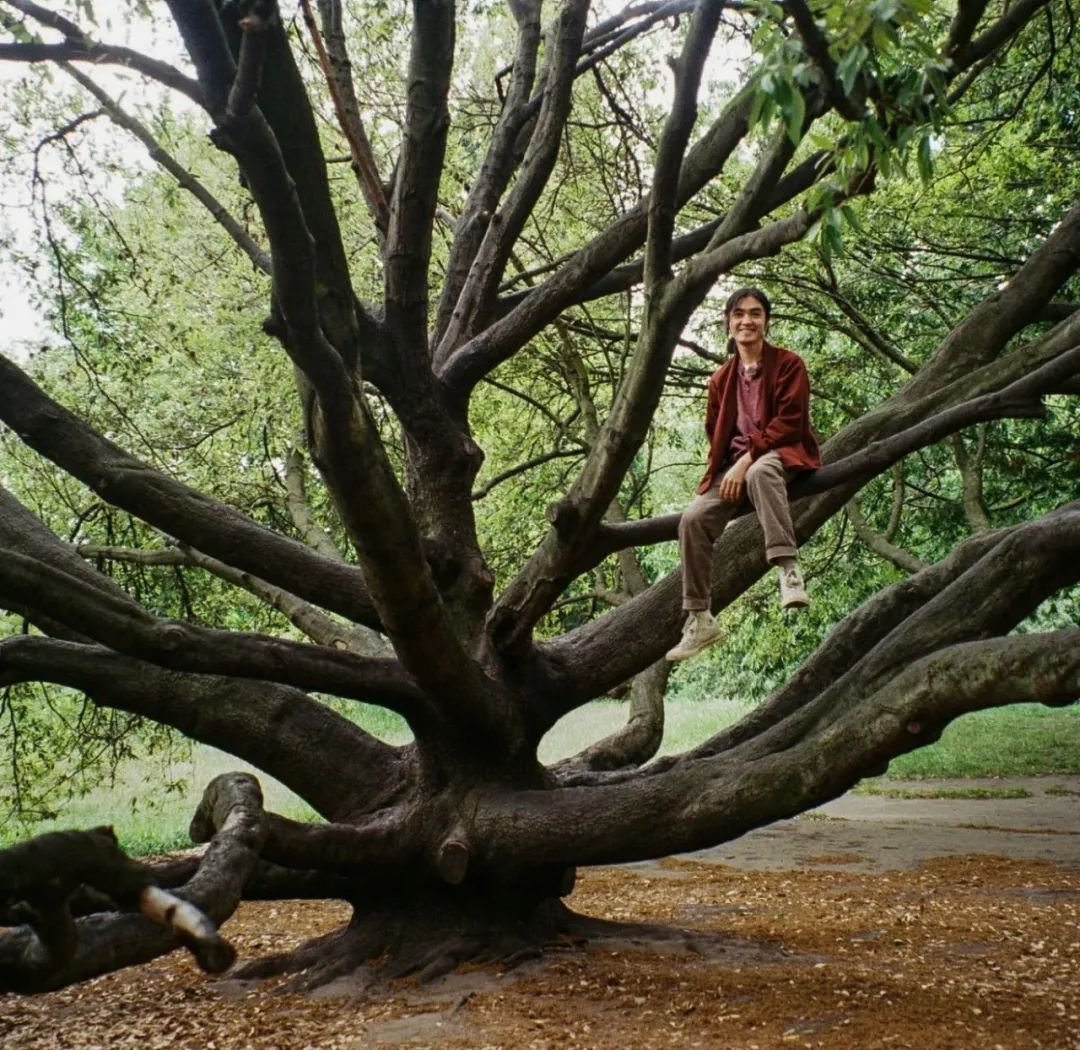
[718,453,752,502]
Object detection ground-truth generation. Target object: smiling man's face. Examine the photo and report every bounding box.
[727,294,768,353]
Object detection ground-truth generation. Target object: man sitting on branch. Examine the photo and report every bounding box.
[666,286,821,663]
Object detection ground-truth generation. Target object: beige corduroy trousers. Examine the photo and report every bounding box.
[677,451,796,611]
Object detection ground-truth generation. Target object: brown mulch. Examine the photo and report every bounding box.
[2,855,1078,1049]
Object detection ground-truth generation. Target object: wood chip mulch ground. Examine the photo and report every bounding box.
[2,854,1078,1049]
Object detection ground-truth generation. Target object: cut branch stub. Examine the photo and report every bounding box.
[188,771,266,846]
[436,836,470,886]
[546,497,581,536]
[139,886,236,974]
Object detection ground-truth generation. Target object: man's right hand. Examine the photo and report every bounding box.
[718,453,751,502]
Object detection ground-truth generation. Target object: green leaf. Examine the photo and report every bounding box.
[872,20,899,52]
[7,20,42,44]
[783,83,807,144]
[840,203,863,232]
[917,133,933,184]
[836,44,868,97]
[749,87,776,133]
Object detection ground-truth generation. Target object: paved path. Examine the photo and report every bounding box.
[649,777,1080,874]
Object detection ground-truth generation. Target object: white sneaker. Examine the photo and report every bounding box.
[779,565,810,609]
[665,612,723,662]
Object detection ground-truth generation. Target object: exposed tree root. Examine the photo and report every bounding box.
[228,891,790,998]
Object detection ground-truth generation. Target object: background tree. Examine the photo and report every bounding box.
[0,0,1078,993]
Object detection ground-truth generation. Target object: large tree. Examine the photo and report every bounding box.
[0,0,1078,993]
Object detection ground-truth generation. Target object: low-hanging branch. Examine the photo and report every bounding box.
[0,826,235,993]
[0,635,404,821]
[477,624,1080,867]
[695,504,1080,770]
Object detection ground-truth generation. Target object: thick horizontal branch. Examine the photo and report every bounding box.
[0,356,381,628]
[259,811,413,887]
[0,550,427,719]
[0,772,267,993]
[586,341,1080,562]
[0,635,406,821]
[475,628,1080,868]
[0,827,234,992]
[692,504,1080,770]
[538,311,1080,704]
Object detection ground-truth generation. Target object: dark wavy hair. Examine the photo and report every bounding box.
[724,286,771,354]
[724,285,771,320]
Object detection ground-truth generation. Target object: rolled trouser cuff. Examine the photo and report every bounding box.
[765,544,797,563]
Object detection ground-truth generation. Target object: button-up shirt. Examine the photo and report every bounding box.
[728,361,764,462]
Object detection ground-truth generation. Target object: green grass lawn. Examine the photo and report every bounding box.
[882,703,1080,778]
[2,700,1077,856]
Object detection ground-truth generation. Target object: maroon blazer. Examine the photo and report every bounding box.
[698,341,821,494]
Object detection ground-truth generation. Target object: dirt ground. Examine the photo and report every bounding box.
[3,779,1078,1050]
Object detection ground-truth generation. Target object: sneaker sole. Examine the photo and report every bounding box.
[781,596,810,610]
